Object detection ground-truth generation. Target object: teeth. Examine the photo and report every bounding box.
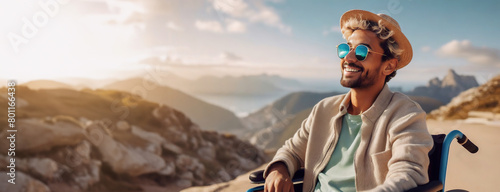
[345,68,360,72]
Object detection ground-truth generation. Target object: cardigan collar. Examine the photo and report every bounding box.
[338,84,394,123]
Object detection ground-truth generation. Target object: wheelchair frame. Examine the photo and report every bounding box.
[247,130,478,192]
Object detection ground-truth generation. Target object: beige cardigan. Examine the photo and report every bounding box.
[264,85,433,192]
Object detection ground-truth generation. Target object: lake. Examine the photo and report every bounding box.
[193,93,290,117]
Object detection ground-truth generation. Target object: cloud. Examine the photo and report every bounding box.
[436,40,500,67]
[139,56,184,66]
[323,26,341,36]
[421,46,431,52]
[220,51,243,61]
[97,0,204,26]
[212,0,248,17]
[225,19,246,33]
[166,21,183,31]
[123,12,145,24]
[195,20,224,33]
[195,19,246,33]
[211,0,291,34]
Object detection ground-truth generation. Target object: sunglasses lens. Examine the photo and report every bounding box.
[337,43,350,59]
[355,45,368,61]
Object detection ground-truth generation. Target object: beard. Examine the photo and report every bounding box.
[340,62,381,88]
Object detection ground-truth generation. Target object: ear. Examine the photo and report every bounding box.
[382,58,398,76]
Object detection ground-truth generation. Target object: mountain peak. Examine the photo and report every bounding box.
[409,69,479,104]
[440,68,478,89]
[448,68,458,75]
[441,69,461,87]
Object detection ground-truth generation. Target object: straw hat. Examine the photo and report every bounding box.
[340,10,413,70]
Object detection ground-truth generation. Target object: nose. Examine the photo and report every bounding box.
[343,48,357,63]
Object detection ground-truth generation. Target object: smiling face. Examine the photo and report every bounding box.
[340,29,387,89]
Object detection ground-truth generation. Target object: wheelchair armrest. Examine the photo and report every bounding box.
[405,180,443,192]
[249,168,305,184]
[249,170,265,184]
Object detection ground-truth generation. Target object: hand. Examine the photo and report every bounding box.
[264,162,295,192]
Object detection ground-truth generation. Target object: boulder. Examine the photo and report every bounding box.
[163,142,183,154]
[72,160,101,190]
[0,156,60,182]
[0,171,51,192]
[197,144,216,161]
[158,161,175,176]
[86,123,166,176]
[14,118,86,153]
[131,125,164,155]
[217,169,232,182]
[152,105,173,120]
[74,140,92,164]
[175,155,194,172]
[180,172,194,180]
[176,179,193,188]
[27,158,60,181]
[116,120,131,131]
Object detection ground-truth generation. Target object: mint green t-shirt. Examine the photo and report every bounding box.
[314,113,362,192]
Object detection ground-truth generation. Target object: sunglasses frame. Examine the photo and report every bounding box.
[337,43,386,61]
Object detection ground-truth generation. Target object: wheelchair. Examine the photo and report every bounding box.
[247,130,479,192]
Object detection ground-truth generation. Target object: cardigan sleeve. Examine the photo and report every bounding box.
[263,103,318,179]
[369,103,434,192]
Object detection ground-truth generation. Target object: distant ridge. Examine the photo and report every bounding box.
[21,80,75,90]
[138,73,301,96]
[408,69,479,104]
[102,77,246,135]
[187,75,285,95]
[242,91,342,148]
[242,91,341,131]
[61,77,119,90]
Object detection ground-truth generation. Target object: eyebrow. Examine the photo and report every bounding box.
[347,42,372,49]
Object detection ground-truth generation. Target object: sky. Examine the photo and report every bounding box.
[1,0,499,87]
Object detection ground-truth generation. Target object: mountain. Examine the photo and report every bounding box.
[242,91,341,148]
[408,96,444,114]
[138,72,302,96]
[248,107,313,150]
[428,74,500,120]
[21,80,75,90]
[186,75,285,95]
[0,86,266,192]
[242,91,341,131]
[408,69,479,104]
[61,77,120,90]
[102,78,246,135]
[240,74,303,91]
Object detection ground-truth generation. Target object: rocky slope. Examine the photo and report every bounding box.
[241,91,339,149]
[242,91,340,131]
[408,69,479,104]
[428,74,500,120]
[102,77,246,135]
[21,80,75,90]
[0,86,266,192]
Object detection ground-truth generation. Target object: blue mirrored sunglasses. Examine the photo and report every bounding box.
[337,43,385,61]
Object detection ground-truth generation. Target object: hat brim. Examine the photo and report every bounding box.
[340,10,412,70]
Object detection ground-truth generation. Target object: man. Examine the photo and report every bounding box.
[263,10,433,192]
